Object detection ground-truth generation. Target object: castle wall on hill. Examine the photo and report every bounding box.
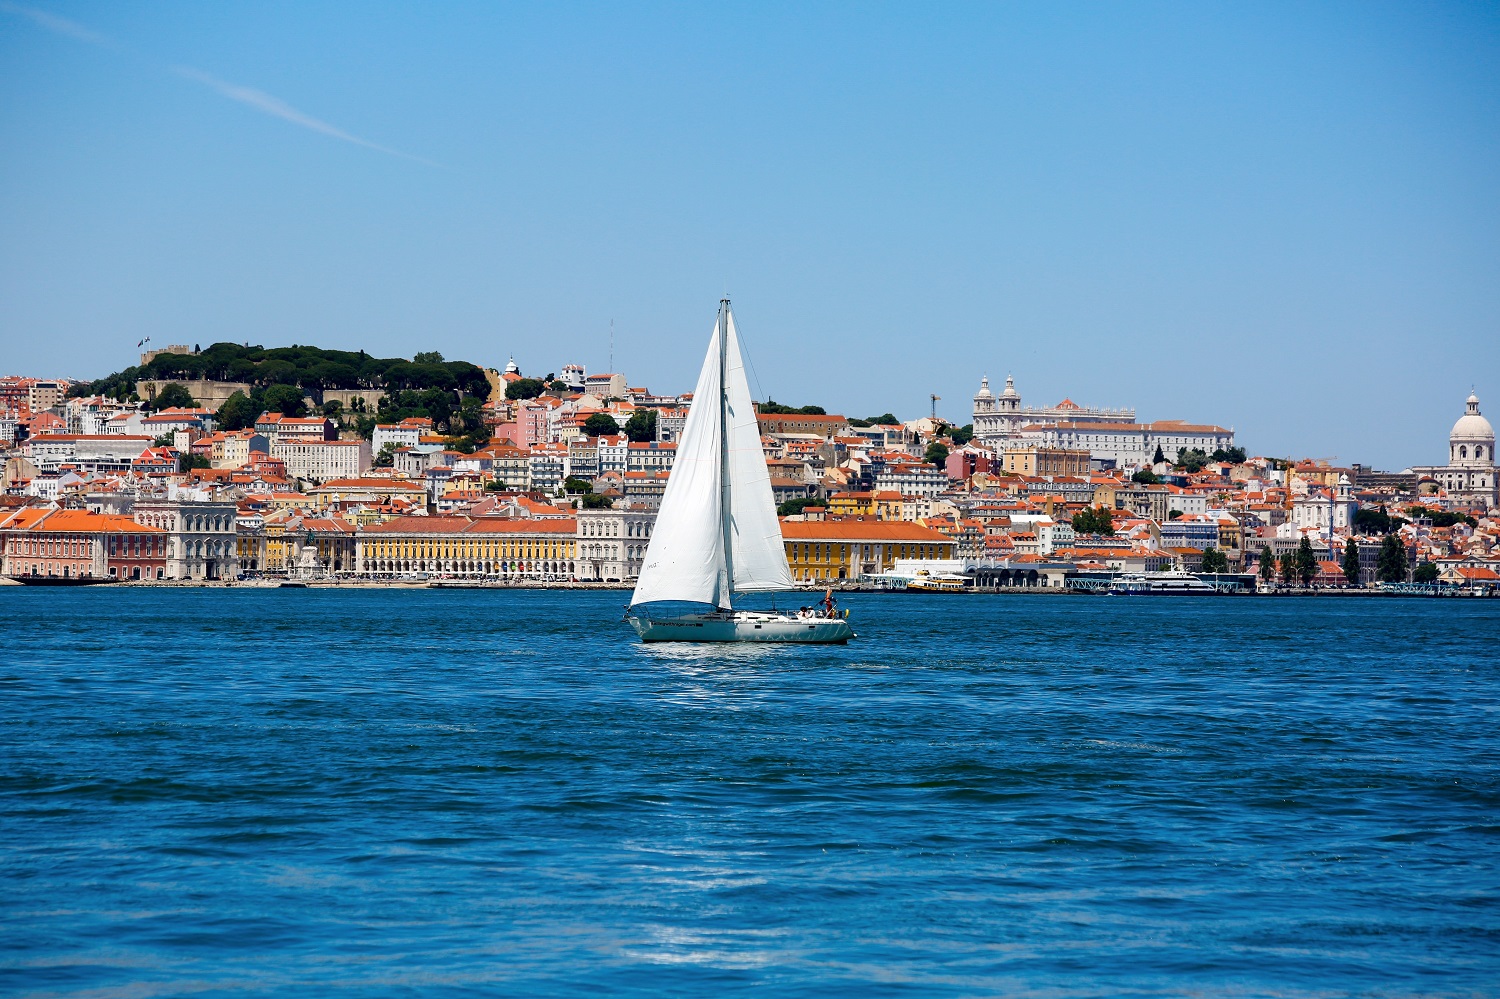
[137,379,252,411]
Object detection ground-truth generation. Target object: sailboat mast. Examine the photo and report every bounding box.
[718,298,734,607]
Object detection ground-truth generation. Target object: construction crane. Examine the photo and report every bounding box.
[930,393,941,420]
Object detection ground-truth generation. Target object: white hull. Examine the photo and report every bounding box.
[628,610,855,644]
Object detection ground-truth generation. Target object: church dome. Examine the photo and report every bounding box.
[975,376,992,398]
[999,375,1019,399]
[1451,393,1493,442]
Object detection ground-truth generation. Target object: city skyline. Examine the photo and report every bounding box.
[3,2,1498,469]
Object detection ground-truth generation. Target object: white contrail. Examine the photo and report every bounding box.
[172,66,441,167]
[1,1,439,167]
[0,1,116,48]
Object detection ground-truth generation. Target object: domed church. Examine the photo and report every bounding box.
[1412,393,1497,511]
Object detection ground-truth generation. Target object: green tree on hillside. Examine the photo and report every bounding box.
[150,383,198,411]
[216,391,257,431]
[260,384,308,418]
[1258,545,1276,583]
[925,441,950,468]
[1176,448,1210,473]
[505,378,546,400]
[1413,562,1440,583]
[1279,550,1297,586]
[1152,444,1166,464]
[1132,468,1160,484]
[948,424,974,446]
[624,409,657,443]
[584,413,621,438]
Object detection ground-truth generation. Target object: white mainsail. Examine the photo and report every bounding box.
[629,319,729,608]
[629,301,795,609]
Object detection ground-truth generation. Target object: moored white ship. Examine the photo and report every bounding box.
[626,299,855,644]
[1108,571,1219,595]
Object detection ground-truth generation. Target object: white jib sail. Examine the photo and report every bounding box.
[723,310,796,593]
[629,317,730,609]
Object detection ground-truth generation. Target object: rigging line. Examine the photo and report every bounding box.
[734,303,771,409]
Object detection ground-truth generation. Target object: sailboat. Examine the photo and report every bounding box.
[626,299,856,644]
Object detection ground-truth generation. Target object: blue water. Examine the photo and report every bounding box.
[2,589,1498,997]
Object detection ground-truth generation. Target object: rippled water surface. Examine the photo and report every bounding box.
[2,588,1498,997]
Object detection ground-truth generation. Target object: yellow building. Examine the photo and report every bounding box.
[1002,446,1091,477]
[781,519,956,581]
[825,490,904,520]
[261,510,297,572]
[358,515,578,578]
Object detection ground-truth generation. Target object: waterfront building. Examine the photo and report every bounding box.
[972,375,1135,444]
[780,519,957,581]
[133,496,241,581]
[357,515,578,578]
[0,507,167,580]
[574,506,655,582]
[1160,514,1222,551]
[1410,393,1497,511]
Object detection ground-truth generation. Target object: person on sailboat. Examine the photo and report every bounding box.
[822,587,837,619]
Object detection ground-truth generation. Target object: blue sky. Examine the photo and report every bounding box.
[2,1,1497,468]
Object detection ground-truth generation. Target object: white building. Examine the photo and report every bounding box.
[272,439,372,483]
[575,505,655,582]
[872,462,949,497]
[372,420,429,455]
[1017,420,1234,469]
[134,493,241,581]
[23,435,156,473]
[1291,474,1358,536]
[1411,393,1497,511]
[972,375,1135,444]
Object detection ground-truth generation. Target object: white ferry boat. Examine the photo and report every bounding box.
[1107,571,1219,596]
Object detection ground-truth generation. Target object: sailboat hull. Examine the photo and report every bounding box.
[628,611,855,644]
